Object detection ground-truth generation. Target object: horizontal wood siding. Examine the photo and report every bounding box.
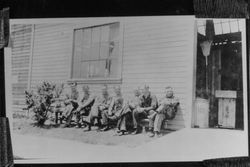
[10,24,32,113]
[30,24,73,89]
[121,18,195,130]
[10,17,195,130]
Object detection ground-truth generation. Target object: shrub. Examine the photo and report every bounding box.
[24,81,64,126]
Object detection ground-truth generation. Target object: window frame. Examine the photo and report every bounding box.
[68,22,124,84]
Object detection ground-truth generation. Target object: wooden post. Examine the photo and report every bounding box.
[0,117,13,167]
[0,48,6,117]
[0,8,14,167]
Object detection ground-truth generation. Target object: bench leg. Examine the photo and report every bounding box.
[55,112,58,124]
[59,113,63,124]
[142,126,147,133]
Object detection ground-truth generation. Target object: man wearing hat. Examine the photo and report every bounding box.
[83,85,112,131]
[74,85,96,128]
[148,86,179,137]
[132,85,158,134]
[100,85,124,131]
[62,82,79,127]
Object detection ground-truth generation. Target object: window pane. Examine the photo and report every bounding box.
[110,41,119,58]
[197,20,205,26]
[214,23,222,35]
[99,60,106,77]
[90,27,101,60]
[222,22,230,34]
[82,28,92,61]
[213,19,221,24]
[110,23,119,42]
[80,62,89,78]
[238,20,243,32]
[100,26,110,59]
[109,58,119,78]
[198,26,205,35]
[229,21,239,33]
[72,29,83,78]
[109,23,120,59]
[89,61,104,78]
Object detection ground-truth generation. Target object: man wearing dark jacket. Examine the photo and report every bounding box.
[131,85,158,134]
[75,85,96,128]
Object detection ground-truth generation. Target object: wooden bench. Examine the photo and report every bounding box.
[54,110,63,124]
[139,118,169,133]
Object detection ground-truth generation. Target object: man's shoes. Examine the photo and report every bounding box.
[83,125,91,132]
[131,128,139,135]
[62,124,70,128]
[75,124,82,128]
[155,131,162,138]
[100,126,110,131]
[118,130,128,136]
[148,131,155,137]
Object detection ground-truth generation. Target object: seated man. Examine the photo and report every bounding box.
[74,85,96,128]
[132,85,158,135]
[61,82,79,127]
[100,86,124,131]
[83,85,112,131]
[109,87,141,135]
[148,86,179,137]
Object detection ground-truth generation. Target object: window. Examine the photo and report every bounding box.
[197,19,242,35]
[71,22,121,81]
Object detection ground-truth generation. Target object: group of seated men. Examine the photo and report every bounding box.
[53,83,179,137]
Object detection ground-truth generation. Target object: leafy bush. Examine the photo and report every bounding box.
[24,81,64,126]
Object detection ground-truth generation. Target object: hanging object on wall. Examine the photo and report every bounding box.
[200,40,212,66]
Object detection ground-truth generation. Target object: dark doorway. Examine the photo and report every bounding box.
[194,19,244,130]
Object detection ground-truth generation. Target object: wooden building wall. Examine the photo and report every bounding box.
[10,17,196,130]
[30,24,73,88]
[121,17,195,129]
[10,24,33,113]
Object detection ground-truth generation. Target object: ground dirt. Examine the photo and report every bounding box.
[13,116,172,148]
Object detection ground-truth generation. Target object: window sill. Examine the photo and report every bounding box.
[67,78,122,84]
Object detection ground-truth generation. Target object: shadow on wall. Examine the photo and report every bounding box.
[164,105,185,131]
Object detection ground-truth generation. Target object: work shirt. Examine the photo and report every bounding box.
[158,96,179,106]
[78,93,96,110]
[138,93,158,110]
[157,96,179,119]
[128,95,141,109]
[64,89,79,109]
[91,95,112,117]
[108,95,124,114]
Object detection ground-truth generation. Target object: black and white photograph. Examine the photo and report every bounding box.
[4,16,248,163]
